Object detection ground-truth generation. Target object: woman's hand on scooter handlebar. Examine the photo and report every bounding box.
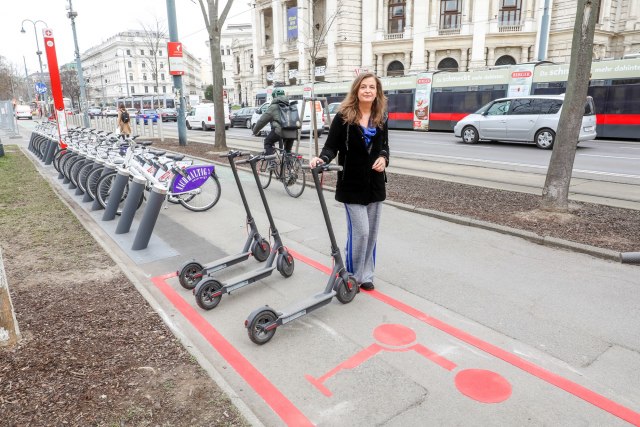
[309,157,324,168]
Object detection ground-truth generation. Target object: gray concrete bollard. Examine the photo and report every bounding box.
[620,252,640,264]
[91,165,115,211]
[102,169,130,221]
[44,137,57,165]
[115,176,146,235]
[131,184,167,251]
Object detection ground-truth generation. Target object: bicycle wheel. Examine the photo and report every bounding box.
[86,167,104,200]
[96,171,130,211]
[64,155,83,181]
[283,156,306,198]
[258,158,272,189]
[60,153,78,179]
[53,149,69,173]
[70,158,87,188]
[178,174,222,212]
[77,162,95,193]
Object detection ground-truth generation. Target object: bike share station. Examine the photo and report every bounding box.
[20,58,640,425]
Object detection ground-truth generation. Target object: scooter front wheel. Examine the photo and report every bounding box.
[335,275,358,304]
[276,252,295,278]
[251,238,270,262]
[247,308,278,345]
[178,261,204,290]
[195,279,223,310]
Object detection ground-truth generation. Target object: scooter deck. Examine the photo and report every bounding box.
[223,265,277,294]
[277,291,335,323]
[203,251,252,275]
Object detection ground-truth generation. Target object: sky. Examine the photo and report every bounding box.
[1,0,252,74]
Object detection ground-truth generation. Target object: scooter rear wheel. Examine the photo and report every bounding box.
[178,261,204,290]
[336,275,358,304]
[247,309,278,345]
[251,238,270,262]
[195,279,223,310]
[277,252,295,277]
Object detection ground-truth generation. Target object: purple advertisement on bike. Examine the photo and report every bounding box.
[172,165,215,194]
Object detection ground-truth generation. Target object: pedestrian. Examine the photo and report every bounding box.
[309,72,389,291]
[117,103,131,140]
[252,88,294,156]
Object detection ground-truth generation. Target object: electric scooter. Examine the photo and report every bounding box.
[244,163,358,345]
[176,151,270,290]
[193,153,295,310]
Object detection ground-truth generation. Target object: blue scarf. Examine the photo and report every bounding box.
[361,125,377,148]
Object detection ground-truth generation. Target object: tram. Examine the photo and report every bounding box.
[257,57,640,139]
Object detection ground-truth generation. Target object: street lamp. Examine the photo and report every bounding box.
[66,0,89,127]
[21,18,49,119]
[116,49,130,107]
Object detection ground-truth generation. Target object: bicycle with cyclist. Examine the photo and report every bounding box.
[252,87,295,159]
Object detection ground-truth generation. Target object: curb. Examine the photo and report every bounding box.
[385,200,623,263]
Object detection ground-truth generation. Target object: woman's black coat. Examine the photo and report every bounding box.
[319,112,390,205]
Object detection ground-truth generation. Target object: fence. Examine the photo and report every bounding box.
[0,101,21,138]
[66,113,165,141]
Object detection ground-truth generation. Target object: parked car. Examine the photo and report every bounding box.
[251,100,324,137]
[324,102,341,131]
[15,105,33,120]
[157,107,178,122]
[453,95,597,149]
[126,108,138,117]
[136,109,160,125]
[185,103,230,131]
[103,107,119,117]
[230,107,257,128]
[87,106,102,117]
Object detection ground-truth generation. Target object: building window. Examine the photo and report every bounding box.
[140,49,145,55]
[223,78,227,85]
[388,0,405,34]
[495,55,516,65]
[222,62,226,70]
[163,86,167,93]
[142,63,146,68]
[499,0,521,26]
[387,60,405,77]
[143,74,147,81]
[221,48,225,56]
[131,86,135,94]
[438,57,459,71]
[159,50,163,56]
[236,56,241,74]
[127,61,132,68]
[144,86,149,93]
[440,0,462,29]
[161,73,165,81]
[160,63,164,69]
[250,54,254,69]
[129,73,133,81]
[227,48,231,55]
[126,49,131,55]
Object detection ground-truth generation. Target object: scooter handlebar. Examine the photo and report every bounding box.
[219,150,251,159]
[304,163,343,172]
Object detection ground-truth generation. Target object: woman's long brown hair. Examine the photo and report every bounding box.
[338,72,387,128]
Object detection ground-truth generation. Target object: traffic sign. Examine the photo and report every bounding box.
[35,82,47,94]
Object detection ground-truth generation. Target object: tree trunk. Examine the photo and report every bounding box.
[209,30,228,151]
[540,0,599,212]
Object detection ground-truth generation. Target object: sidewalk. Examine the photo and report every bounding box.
[20,130,640,426]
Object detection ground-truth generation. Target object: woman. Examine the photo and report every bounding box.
[310,73,389,291]
[117,103,131,140]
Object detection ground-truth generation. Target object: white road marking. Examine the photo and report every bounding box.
[578,153,640,160]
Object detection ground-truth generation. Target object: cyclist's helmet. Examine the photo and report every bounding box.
[272,88,286,98]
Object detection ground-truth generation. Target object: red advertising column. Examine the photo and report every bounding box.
[42,28,68,145]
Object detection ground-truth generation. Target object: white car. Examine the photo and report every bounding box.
[103,108,119,117]
[453,95,597,149]
[186,103,230,130]
[251,99,325,137]
[15,105,32,120]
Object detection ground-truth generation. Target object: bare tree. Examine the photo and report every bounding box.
[540,0,600,212]
[60,69,80,109]
[0,56,16,99]
[139,19,168,105]
[197,0,234,150]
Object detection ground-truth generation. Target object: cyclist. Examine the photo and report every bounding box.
[252,88,295,159]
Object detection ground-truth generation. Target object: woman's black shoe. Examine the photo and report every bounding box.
[360,282,374,291]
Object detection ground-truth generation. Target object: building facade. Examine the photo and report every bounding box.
[80,30,204,108]
[242,0,640,96]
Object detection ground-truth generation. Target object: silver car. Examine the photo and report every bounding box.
[453,95,597,149]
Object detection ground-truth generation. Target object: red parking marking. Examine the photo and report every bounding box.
[153,249,640,426]
[455,369,512,403]
[151,273,313,427]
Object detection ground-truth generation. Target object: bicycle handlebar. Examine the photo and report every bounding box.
[303,163,343,172]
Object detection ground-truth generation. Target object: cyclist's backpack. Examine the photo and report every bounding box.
[121,110,130,123]
[278,101,300,139]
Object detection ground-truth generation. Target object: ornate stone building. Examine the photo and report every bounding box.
[238,0,640,100]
